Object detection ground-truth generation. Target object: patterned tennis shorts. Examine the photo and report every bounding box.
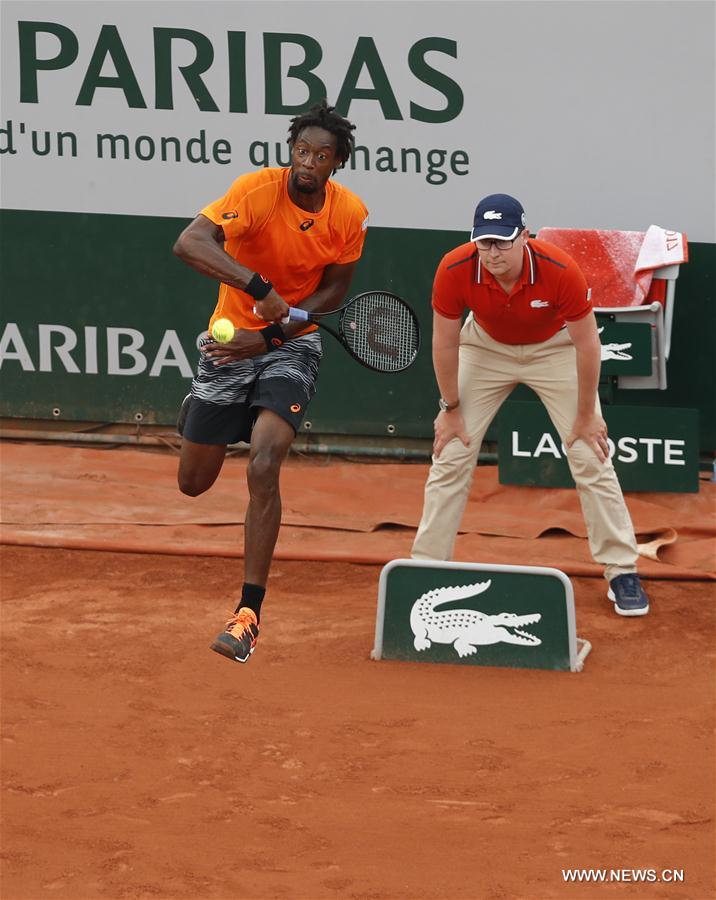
[182,332,322,445]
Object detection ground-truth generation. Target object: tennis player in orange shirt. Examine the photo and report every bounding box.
[173,100,368,664]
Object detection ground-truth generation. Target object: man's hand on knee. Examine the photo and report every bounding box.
[566,412,609,463]
[433,409,471,459]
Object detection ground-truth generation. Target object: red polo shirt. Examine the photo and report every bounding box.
[432,238,592,344]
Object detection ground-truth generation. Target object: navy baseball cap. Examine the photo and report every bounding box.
[471,193,526,241]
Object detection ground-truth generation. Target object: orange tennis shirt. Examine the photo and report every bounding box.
[200,167,369,333]
[432,238,592,344]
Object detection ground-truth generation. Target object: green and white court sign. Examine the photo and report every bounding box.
[373,560,591,672]
[498,402,699,492]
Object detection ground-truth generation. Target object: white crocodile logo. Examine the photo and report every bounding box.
[598,327,633,361]
[601,342,633,361]
[410,581,542,658]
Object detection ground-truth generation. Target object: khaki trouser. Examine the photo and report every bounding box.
[411,316,638,581]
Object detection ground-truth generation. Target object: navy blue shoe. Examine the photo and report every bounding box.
[608,574,649,617]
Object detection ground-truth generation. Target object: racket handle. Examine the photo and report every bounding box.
[253,305,310,324]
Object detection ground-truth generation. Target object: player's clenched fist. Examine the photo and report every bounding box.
[255,293,290,323]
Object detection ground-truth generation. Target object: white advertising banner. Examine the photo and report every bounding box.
[1,0,714,238]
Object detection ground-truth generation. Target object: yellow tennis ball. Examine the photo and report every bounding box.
[211,318,235,343]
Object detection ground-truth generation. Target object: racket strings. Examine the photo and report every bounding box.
[341,293,419,372]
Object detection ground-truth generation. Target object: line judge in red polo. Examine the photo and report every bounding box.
[411,193,649,617]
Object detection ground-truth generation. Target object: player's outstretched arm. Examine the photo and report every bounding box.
[173,214,249,284]
[254,260,359,338]
[293,261,358,317]
[173,214,289,319]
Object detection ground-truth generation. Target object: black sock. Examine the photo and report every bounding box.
[236,583,265,621]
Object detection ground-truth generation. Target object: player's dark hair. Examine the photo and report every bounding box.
[287,100,356,171]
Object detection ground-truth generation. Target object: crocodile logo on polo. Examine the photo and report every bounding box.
[410,581,542,658]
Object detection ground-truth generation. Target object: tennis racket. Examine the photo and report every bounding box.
[258,291,421,373]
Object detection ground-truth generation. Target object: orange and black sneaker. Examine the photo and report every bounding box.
[210,608,260,663]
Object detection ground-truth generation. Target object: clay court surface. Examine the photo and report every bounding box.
[1,446,715,899]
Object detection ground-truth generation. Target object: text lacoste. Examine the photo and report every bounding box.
[511,431,686,466]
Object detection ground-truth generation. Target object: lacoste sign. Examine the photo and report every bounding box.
[410,581,542,658]
[497,401,699,493]
[373,560,590,672]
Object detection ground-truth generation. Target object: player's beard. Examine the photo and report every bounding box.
[291,171,318,194]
